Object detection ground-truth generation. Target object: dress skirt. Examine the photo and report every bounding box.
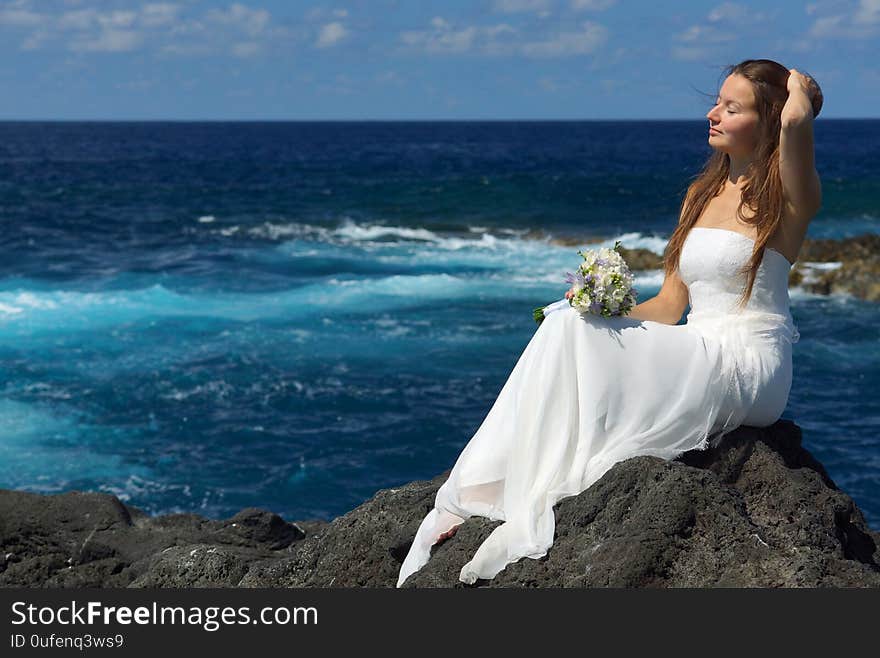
[396,298,798,587]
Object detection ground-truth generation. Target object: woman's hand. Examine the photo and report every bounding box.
[787,68,823,118]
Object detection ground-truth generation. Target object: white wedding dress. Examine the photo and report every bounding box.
[396,226,800,587]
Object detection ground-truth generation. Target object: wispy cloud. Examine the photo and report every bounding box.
[316,21,349,48]
[493,0,552,14]
[400,16,606,58]
[520,22,607,57]
[305,6,349,21]
[0,1,287,57]
[570,0,617,11]
[670,2,768,61]
[0,3,41,26]
[673,24,736,43]
[706,1,749,22]
[808,0,880,39]
[140,3,179,28]
[70,28,141,52]
[205,3,269,38]
[231,41,261,57]
[400,17,484,54]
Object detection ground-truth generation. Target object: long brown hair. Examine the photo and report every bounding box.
[663,58,821,309]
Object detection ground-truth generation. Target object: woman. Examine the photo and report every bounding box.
[397,59,824,588]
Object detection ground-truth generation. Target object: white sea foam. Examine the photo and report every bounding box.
[208,215,676,267]
[794,261,844,287]
[334,222,439,242]
[802,261,843,270]
[0,221,858,341]
[789,286,854,300]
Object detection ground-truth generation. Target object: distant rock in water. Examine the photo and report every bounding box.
[1,421,877,588]
[786,234,880,301]
[616,246,665,270]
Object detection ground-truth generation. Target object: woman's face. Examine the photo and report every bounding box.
[706,74,759,158]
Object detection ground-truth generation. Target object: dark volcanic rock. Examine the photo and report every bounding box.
[2,421,878,588]
[786,233,880,301]
[0,491,314,588]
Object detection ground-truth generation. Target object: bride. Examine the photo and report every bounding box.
[397,59,824,588]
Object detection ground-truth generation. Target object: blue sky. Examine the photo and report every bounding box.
[0,0,876,119]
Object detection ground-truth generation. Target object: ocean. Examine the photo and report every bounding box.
[0,120,877,529]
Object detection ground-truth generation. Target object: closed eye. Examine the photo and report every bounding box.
[712,98,740,113]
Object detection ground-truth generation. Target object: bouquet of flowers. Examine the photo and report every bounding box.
[533,240,638,325]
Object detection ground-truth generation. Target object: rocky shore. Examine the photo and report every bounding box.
[535,231,880,302]
[1,420,878,587]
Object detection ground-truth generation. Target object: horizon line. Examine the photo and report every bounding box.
[0,117,874,122]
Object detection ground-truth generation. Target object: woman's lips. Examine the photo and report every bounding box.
[709,128,722,135]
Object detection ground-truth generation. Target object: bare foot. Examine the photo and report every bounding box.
[436,525,459,544]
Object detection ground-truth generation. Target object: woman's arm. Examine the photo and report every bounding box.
[779,69,823,226]
[628,266,689,324]
[627,295,686,325]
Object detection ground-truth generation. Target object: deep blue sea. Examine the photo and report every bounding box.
[0,120,877,529]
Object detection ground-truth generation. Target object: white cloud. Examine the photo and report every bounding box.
[400,16,607,58]
[206,3,269,37]
[400,17,480,54]
[805,0,861,17]
[316,21,348,48]
[231,41,261,57]
[306,6,348,22]
[493,0,552,13]
[673,24,735,43]
[0,2,290,57]
[670,2,763,59]
[99,10,136,28]
[809,14,846,36]
[707,2,748,22]
[704,2,768,24]
[670,2,752,62]
[570,0,616,11]
[806,0,880,38]
[160,41,214,56]
[520,21,607,57]
[0,6,42,26]
[57,9,97,30]
[141,3,180,28]
[854,0,880,24]
[69,28,141,52]
[486,23,517,38]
